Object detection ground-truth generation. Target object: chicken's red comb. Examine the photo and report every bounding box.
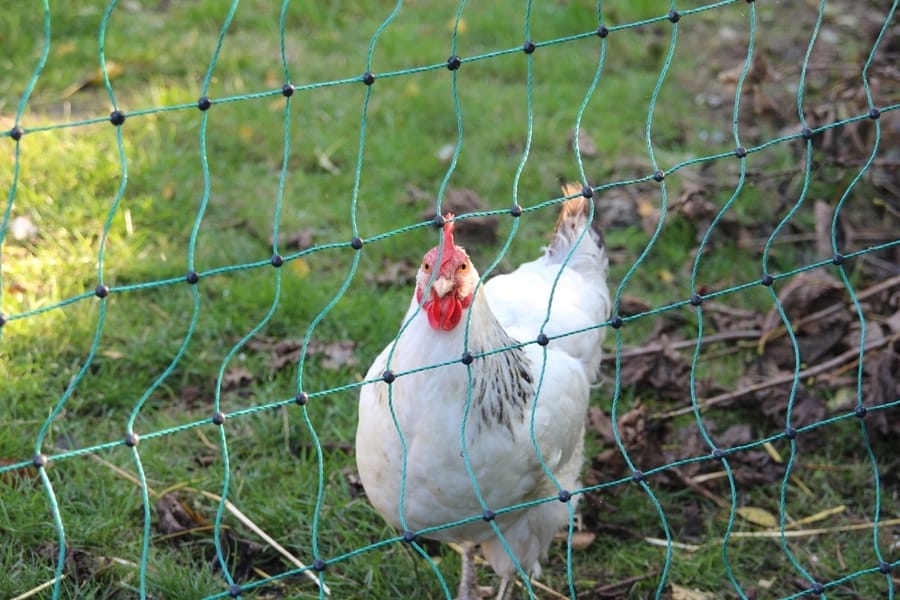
[442,212,456,241]
[438,212,457,264]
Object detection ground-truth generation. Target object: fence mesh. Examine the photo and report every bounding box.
[2,0,899,598]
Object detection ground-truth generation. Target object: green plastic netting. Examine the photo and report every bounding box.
[2,0,899,598]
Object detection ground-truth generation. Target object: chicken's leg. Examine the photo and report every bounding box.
[494,576,511,600]
[457,543,481,600]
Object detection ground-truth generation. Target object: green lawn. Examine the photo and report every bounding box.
[2,0,898,598]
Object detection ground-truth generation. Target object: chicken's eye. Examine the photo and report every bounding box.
[458,262,468,272]
[423,262,431,272]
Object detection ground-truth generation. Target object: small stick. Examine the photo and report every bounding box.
[657,337,890,419]
[193,489,330,595]
[602,330,762,362]
[12,575,66,600]
[730,517,900,539]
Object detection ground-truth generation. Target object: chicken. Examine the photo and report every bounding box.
[356,189,611,599]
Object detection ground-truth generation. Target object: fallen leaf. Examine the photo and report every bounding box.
[554,530,596,550]
[0,458,40,485]
[736,506,778,529]
[365,257,417,287]
[671,583,716,600]
[759,272,850,366]
[221,366,254,391]
[289,257,310,278]
[567,128,598,158]
[60,61,124,99]
[247,335,357,372]
[156,492,208,535]
[419,188,499,246]
[275,228,314,251]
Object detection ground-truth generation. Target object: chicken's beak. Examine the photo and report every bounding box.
[431,276,455,299]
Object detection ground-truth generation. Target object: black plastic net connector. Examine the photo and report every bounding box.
[690,293,703,307]
[811,582,825,595]
[801,127,814,140]
[282,83,295,97]
[382,370,396,384]
[95,284,110,299]
[596,25,609,38]
[461,351,474,365]
[868,107,881,120]
[631,470,645,483]
[447,55,462,71]
[402,530,417,543]
[510,204,523,218]
[522,40,536,55]
[854,405,867,419]
[734,146,748,159]
[361,72,376,86]
[610,315,623,329]
[761,273,775,287]
[878,561,892,574]
[668,10,681,23]
[312,558,327,572]
[432,214,445,229]
[350,236,364,251]
[784,426,797,440]
[0,313,6,328]
[831,253,844,266]
[482,509,496,522]
[581,185,594,199]
[271,254,284,268]
[712,448,726,461]
[536,333,550,347]
[652,170,665,182]
[124,432,140,448]
[110,110,126,126]
[295,391,308,406]
[32,453,48,469]
[212,411,226,426]
[197,96,212,111]
[186,270,201,285]
[9,126,24,141]
[228,584,242,598]
[558,489,572,503]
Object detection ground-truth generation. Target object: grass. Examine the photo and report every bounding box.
[2,0,898,598]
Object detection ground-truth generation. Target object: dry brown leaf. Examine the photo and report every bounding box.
[419,188,499,246]
[365,257,417,287]
[567,128,598,158]
[247,335,357,372]
[221,366,254,391]
[156,492,208,535]
[0,457,41,485]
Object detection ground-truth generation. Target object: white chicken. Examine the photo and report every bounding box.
[356,189,611,599]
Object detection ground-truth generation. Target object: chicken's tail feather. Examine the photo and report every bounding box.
[547,182,605,272]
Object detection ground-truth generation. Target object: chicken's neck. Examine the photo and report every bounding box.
[458,289,535,434]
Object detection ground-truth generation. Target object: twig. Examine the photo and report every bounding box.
[83,452,329,595]
[644,537,701,552]
[729,517,900,539]
[577,570,661,598]
[191,488,330,596]
[601,330,762,363]
[672,468,730,509]
[12,576,66,600]
[657,337,890,419]
[764,274,900,347]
